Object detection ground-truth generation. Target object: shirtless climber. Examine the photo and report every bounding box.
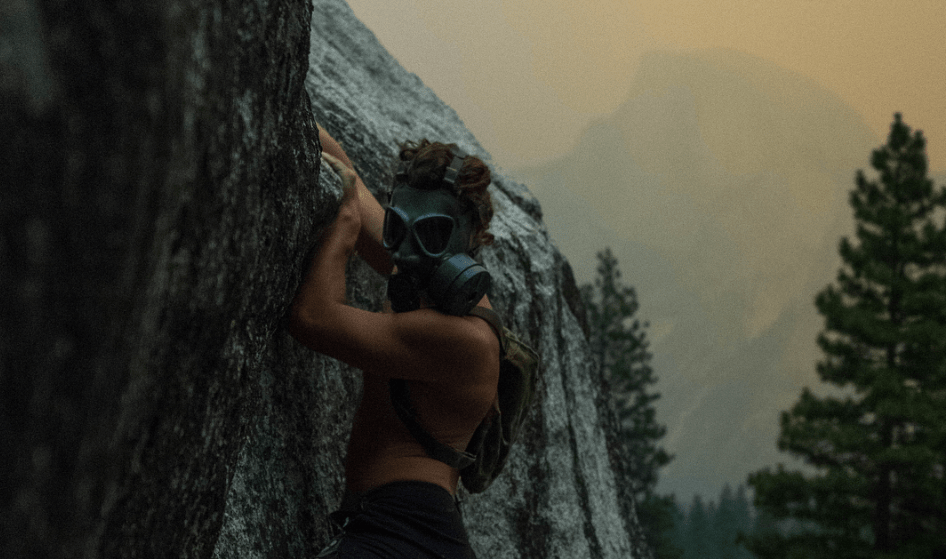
[288,125,500,558]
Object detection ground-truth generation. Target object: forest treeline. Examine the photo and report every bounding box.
[587,113,946,558]
[670,484,756,559]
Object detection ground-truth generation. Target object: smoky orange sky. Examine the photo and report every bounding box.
[347,0,945,171]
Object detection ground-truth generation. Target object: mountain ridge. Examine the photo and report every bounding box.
[513,48,881,499]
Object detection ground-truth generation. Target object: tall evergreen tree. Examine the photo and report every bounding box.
[639,493,684,559]
[747,114,946,558]
[582,248,671,492]
[581,248,677,557]
[686,495,715,559]
[670,496,689,557]
[714,484,754,559]
[730,485,754,559]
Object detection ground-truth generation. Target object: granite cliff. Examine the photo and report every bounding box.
[1,0,649,557]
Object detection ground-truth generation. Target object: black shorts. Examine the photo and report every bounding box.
[317,481,477,559]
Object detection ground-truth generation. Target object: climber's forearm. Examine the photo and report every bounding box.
[318,123,355,169]
[289,198,360,343]
[352,181,391,275]
[318,124,392,276]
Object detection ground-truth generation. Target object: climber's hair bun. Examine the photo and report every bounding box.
[396,139,494,247]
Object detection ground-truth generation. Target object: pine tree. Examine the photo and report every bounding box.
[582,248,671,492]
[730,485,754,559]
[581,247,677,557]
[714,484,754,559]
[638,493,684,559]
[744,508,784,559]
[686,495,715,559]
[713,484,737,557]
[747,114,946,558]
[670,497,689,557]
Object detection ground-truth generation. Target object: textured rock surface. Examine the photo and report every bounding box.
[1,0,650,557]
[2,0,324,556]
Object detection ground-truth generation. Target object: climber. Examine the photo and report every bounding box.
[288,125,500,559]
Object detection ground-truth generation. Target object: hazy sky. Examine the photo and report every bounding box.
[339,0,945,499]
[347,0,945,171]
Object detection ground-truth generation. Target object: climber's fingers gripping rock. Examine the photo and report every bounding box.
[321,152,358,203]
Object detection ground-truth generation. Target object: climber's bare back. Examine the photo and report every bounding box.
[345,349,496,495]
[293,303,499,496]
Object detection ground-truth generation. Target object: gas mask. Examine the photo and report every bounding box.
[383,151,491,316]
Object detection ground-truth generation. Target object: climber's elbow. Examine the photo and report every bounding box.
[288,299,330,352]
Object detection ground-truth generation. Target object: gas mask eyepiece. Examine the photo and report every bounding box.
[383,206,456,258]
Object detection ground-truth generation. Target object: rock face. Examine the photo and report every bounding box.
[1,0,649,557]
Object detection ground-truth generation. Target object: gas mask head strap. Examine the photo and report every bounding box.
[442,147,468,189]
[443,147,472,254]
[393,146,467,185]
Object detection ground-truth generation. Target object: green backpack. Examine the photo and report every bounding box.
[389,306,540,493]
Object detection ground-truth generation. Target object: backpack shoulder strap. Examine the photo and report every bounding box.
[389,379,476,469]
[468,306,505,353]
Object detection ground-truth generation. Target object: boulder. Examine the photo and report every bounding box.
[0,0,650,556]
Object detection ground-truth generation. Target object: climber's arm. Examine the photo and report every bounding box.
[288,206,496,383]
[291,298,497,384]
[290,147,498,384]
[289,153,361,334]
[318,124,391,276]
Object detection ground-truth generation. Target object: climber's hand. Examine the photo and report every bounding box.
[321,152,358,202]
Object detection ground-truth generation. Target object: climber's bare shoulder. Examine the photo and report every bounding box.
[290,297,499,385]
[349,305,498,385]
[340,301,501,495]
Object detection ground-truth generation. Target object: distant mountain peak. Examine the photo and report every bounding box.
[514,47,882,499]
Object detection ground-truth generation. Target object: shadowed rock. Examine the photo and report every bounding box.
[1,0,650,557]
